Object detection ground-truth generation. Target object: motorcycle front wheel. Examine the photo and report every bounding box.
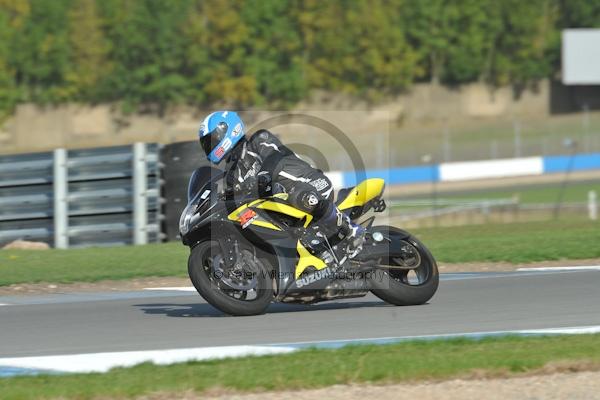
[188,240,275,316]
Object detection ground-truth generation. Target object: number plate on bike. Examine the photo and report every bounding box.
[239,209,257,229]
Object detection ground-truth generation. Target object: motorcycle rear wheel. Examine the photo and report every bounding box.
[188,240,274,316]
[369,226,439,306]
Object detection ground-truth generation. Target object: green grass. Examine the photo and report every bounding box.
[0,243,188,286]
[1,220,599,286]
[414,219,600,264]
[392,182,600,210]
[2,334,600,400]
[440,181,600,204]
[390,181,600,216]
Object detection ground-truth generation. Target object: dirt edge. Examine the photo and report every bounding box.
[135,360,600,400]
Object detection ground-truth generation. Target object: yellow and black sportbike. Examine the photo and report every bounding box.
[180,166,439,316]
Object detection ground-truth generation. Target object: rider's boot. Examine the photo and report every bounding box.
[302,206,366,263]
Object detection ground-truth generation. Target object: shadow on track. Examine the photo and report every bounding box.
[134,300,390,318]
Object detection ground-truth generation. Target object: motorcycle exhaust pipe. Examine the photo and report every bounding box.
[351,260,419,271]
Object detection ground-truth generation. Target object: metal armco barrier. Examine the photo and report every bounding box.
[0,143,163,248]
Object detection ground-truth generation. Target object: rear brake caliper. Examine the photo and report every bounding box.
[393,240,421,268]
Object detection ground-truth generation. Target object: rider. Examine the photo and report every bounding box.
[198,110,365,259]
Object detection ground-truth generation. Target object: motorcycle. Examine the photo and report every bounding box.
[179,166,439,316]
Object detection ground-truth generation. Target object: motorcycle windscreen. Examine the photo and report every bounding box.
[187,166,224,203]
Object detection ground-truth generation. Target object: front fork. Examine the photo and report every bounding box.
[213,219,240,269]
[218,235,237,269]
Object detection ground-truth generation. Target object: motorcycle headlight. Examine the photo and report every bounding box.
[179,203,196,236]
[179,188,216,237]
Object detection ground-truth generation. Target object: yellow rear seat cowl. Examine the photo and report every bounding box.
[337,178,385,211]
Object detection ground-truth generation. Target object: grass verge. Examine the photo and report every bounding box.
[414,219,600,264]
[441,181,600,204]
[393,181,600,205]
[1,219,599,286]
[0,243,187,286]
[2,334,600,400]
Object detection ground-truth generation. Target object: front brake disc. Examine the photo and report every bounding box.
[212,253,258,291]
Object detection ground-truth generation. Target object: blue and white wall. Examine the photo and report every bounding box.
[326,152,600,189]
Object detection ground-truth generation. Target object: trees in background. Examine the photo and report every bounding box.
[401,0,561,86]
[98,0,190,112]
[300,0,418,99]
[10,0,72,102]
[188,0,257,108]
[0,0,598,117]
[0,0,29,119]
[67,0,111,101]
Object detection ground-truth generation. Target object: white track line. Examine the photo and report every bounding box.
[2,325,600,375]
[143,287,196,292]
[519,326,600,335]
[0,345,296,374]
[517,266,600,272]
[0,303,10,306]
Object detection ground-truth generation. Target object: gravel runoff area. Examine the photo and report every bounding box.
[140,369,600,400]
[1,258,599,296]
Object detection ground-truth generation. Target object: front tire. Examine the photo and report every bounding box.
[188,240,274,316]
[369,226,439,306]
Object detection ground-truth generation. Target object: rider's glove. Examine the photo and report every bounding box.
[235,176,257,197]
[257,171,273,197]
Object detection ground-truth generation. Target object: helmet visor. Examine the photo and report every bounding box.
[199,122,228,157]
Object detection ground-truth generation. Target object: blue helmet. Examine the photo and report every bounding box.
[198,111,245,164]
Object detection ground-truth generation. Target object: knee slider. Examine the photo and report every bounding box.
[288,187,320,213]
[298,190,321,213]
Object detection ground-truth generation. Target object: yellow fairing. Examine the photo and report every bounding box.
[256,200,313,227]
[227,199,262,222]
[227,198,314,230]
[337,178,385,211]
[295,241,327,278]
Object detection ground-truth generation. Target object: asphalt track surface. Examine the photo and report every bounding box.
[1,270,599,358]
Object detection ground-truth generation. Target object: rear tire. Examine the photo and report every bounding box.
[188,240,274,316]
[369,226,439,306]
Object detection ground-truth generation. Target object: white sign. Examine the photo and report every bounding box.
[562,29,600,85]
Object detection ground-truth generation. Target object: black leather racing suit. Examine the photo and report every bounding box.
[224,129,351,244]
